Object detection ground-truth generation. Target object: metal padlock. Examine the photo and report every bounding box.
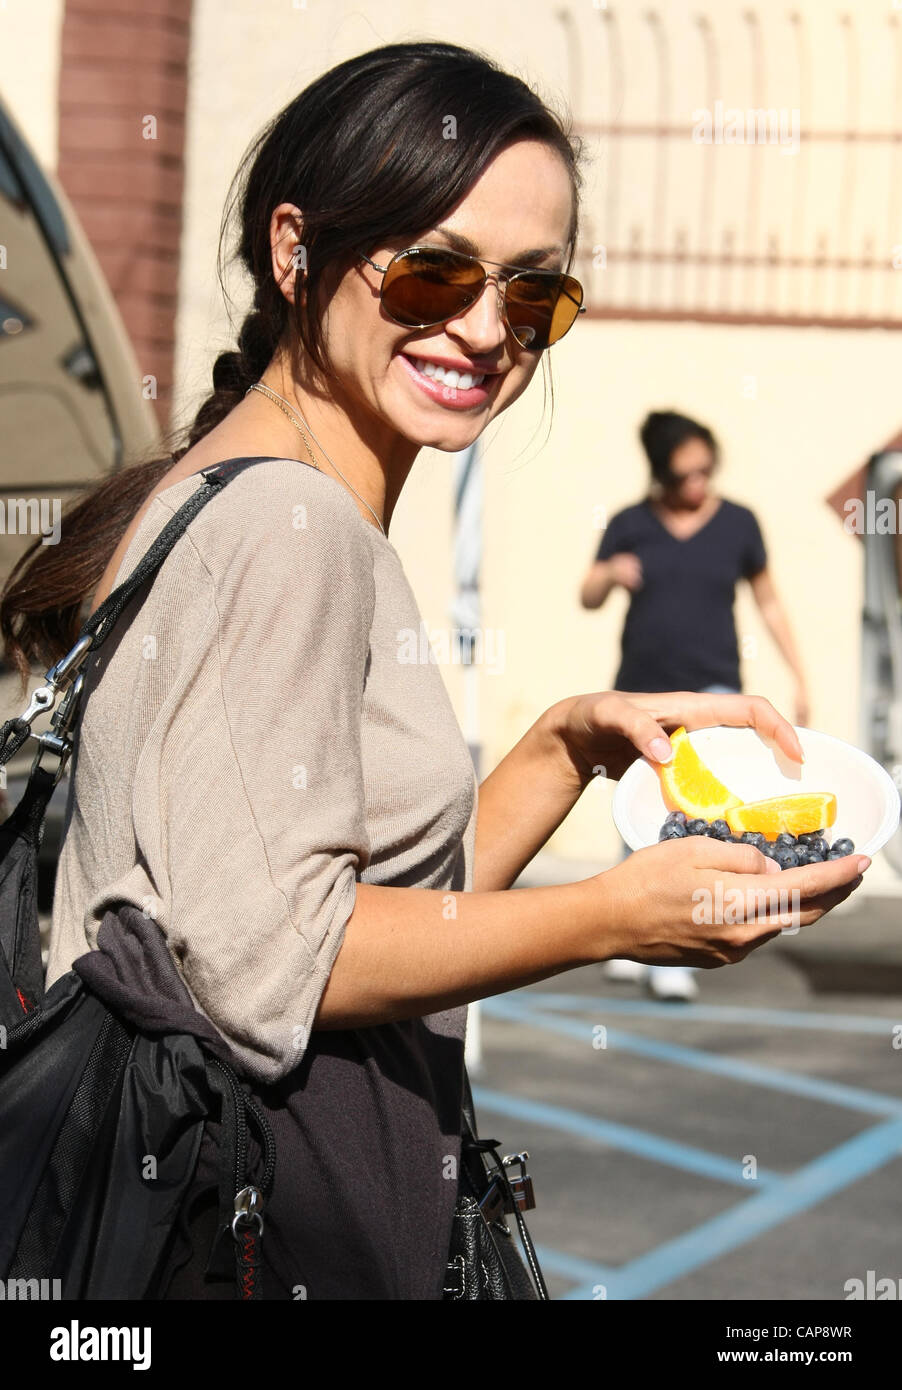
[502,1151,536,1212]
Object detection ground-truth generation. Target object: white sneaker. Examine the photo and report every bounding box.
[602,959,649,984]
[649,967,698,1002]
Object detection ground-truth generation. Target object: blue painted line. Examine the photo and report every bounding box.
[472,1085,782,1188]
[606,1116,902,1300]
[509,991,901,1038]
[483,997,902,1117]
[530,1243,615,1293]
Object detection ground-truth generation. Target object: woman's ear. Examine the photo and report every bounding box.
[270,203,307,306]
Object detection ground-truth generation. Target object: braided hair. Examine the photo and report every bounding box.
[0,39,584,688]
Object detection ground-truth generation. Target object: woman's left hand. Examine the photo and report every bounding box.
[546,689,805,791]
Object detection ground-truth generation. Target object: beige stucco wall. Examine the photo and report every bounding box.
[4,0,896,871]
[164,0,902,867]
[0,0,65,168]
[469,316,896,865]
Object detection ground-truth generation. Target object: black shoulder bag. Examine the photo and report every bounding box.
[0,455,548,1301]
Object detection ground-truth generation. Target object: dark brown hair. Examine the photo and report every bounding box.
[1,40,585,693]
[640,410,720,488]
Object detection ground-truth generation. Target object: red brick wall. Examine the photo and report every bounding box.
[57,0,192,428]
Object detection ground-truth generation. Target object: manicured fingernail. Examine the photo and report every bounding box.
[649,737,672,763]
[857,856,871,872]
[763,856,782,874]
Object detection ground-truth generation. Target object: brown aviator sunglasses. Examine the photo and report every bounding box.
[357,244,586,352]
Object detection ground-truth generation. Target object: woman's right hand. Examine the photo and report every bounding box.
[593,836,869,969]
[607,552,643,591]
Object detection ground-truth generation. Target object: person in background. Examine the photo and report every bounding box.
[580,409,809,1001]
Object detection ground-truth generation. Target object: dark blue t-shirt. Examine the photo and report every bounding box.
[595,498,767,692]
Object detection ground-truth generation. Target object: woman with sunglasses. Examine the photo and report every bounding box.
[580,410,810,1001]
[2,43,865,1300]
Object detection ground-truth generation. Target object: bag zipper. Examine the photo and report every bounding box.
[206,1054,276,1299]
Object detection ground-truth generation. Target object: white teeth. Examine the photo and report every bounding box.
[411,356,485,389]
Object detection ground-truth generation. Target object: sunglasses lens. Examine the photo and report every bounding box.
[381,248,482,327]
[378,248,584,350]
[505,273,584,350]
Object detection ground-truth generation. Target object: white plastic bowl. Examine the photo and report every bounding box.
[611,725,901,857]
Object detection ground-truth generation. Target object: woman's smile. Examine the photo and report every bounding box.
[395,349,502,409]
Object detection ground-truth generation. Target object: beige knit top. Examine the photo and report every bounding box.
[46,457,479,1085]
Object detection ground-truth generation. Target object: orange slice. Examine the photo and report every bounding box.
[657,727,742,821]
[726,793,837,839]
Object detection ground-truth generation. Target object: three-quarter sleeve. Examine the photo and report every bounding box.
[741,509,768,579]
[596,508,628,562]
[131,467,377,1084]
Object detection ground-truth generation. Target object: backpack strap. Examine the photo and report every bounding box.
[0,457,285,772]
[81,457,285,655]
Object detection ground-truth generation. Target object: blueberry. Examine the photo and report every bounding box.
[797,832,819,847]
[806,850,825,863]
[775,832,796,849]
[664,810,688,826]
[775,847,800,869]
[728,833,743,843]
[794,848,813,866]
[686,818,708,836]
[831,837,855,857]
[659,823,688,840]
[760,844,779,859]
[709,819,732,840]
[740,831,767,848]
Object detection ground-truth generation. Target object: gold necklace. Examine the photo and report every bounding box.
[245,382,318,470]
[246,381,387,537]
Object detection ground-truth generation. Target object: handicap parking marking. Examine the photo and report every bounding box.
[553,1116,902,1301]
[476,988,902,1299]
[483,995,902,1117]
[472,1085,782,1187]
[516,990,900,1038]
[530,1243,615,1295]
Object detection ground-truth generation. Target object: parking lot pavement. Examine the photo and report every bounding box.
[471,887,902,1301]
[38,872,902,1304]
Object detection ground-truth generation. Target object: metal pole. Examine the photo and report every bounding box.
[451,442,485,1076]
